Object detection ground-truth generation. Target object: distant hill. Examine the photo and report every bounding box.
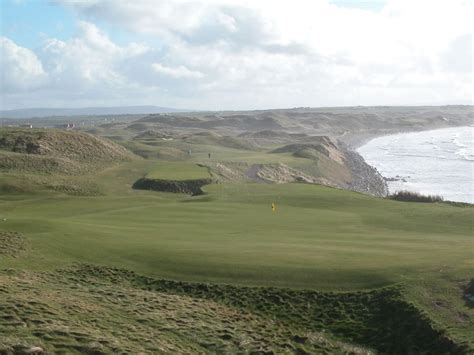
[0,106,188,119]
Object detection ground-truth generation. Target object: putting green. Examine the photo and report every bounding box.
[1,181,472,291]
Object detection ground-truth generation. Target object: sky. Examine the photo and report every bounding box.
[0,0,472,110]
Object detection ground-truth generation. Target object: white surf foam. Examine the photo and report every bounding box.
[358,126,474,203]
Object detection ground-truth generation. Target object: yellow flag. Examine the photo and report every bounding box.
[271,203,276,212]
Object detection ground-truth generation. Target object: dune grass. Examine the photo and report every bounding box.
[2,266,368,354]
[389,190,444,203]
[2,263,466,354]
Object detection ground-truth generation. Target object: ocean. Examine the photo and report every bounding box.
[357,126,474,203]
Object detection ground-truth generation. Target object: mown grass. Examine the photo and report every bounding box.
[145,161,211,180]
[0,146,473,351]
[1,177,472,291]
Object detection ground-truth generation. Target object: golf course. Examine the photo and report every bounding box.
[0,113,473,353]
[2,0,474,351]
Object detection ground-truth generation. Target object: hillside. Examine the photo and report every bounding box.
[0,128,135,175]
[0,128,135,163]
[0,128,136,195]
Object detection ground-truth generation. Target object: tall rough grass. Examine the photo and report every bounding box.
[389,190,444,203]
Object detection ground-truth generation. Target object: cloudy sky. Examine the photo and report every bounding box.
[0,0,472,110]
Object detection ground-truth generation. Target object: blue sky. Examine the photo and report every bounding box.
[1,0,144,48]
[1,1,75,48]
[0,0,472,110]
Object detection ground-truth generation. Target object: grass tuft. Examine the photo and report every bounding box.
[389,190,444,203]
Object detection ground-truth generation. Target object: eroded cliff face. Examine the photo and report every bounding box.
[268,136,388,197]
[343,149,388,197]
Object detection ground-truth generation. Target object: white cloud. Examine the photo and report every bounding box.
[39,21,153,87]
[2,0,473,109]
[1,22,163,108]
[0,37,48,92]
[152,63,204,79]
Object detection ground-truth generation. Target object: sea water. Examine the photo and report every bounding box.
[358,126,474,203]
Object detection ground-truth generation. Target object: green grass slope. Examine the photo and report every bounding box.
[0,137,472,351]
[145,161,211,180]
[1,181,470,290]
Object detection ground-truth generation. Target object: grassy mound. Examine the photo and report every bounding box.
[0,264,466,354]
[1,266,368,354]
[271,137,344,163]
[0,128,135,165]
[92,264,467,354]
[0,151,83,175]
[0,128,136,195]
[133,129,172,139]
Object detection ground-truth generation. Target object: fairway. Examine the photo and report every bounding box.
[1,181,472,291]
[145,161,211,180]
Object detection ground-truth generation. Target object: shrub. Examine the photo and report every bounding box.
[389,190,444,203]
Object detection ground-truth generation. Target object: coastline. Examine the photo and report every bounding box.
[355,126,473,203]
[339,123,474,149]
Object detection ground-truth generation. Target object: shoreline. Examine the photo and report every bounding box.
[339,123,474,149]
[355,125,473,203]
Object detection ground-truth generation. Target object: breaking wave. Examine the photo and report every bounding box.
[358,126,474,203]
